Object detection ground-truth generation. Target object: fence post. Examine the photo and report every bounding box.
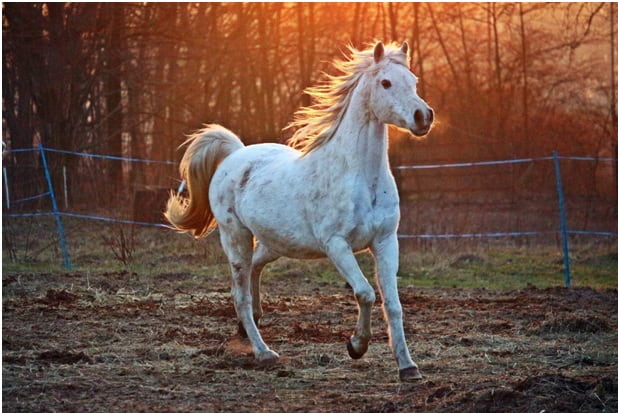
[552,151,571,287]
[39,143,72,268]
[3,167,9,209]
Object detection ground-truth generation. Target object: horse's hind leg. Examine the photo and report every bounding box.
[219,225,279,362]
[237,243,279,337]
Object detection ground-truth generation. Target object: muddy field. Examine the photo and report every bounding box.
[3,267,617,412]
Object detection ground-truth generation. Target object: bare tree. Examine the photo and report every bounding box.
[3,3,614,211]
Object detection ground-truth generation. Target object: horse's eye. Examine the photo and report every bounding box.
[381,79,392,89]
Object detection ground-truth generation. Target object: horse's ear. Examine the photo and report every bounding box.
[400,41,409,56]
[374,41,385,63]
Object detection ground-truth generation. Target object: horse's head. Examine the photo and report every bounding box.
[368,42,434,137]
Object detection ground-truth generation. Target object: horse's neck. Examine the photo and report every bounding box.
[317,96,389,183]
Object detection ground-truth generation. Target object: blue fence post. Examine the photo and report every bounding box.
[39,143,72,268]
[552,151,571,287]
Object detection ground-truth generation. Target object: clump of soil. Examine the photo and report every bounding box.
[513,374,615,413]
[37,350,93,365]
[440,374,616,413]
[35,289,79,306]
[535,313,612,335]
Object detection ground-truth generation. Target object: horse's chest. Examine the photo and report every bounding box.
[339,183,399,248]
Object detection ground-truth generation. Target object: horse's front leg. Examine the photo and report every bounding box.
[371,234,422,381]
[325,236,375,359]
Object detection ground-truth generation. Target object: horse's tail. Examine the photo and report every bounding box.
[165,124,244,238]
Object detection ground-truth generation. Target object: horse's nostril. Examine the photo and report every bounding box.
[428,108,434,124]
[414,109,424,126]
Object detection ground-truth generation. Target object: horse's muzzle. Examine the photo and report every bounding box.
[412,107,434,136]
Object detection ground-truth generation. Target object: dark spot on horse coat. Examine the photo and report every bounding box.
[239,168,252,190]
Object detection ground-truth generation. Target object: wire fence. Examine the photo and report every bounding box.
[393,155,618,239]
[3,144,617,285]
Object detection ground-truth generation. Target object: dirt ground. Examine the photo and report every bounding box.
[3,268,617,412]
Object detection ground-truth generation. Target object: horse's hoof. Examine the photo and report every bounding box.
[346,338,366,360]
[399,366,423,381]
[256,349,279,364]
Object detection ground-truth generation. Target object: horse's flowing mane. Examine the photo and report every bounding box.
[287,42,409,154]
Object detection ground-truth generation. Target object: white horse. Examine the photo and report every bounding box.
[166,41,434,381]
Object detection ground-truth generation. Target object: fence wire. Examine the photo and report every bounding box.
[2,145,617,276]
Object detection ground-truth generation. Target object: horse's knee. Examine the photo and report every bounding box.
[355,286,376,306]
[231,260,250,275]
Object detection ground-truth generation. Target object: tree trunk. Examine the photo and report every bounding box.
[519,3,530,148]
[105,5,125,198]
[388,3,398,42]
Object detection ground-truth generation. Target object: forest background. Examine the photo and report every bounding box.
[2,3,617,215]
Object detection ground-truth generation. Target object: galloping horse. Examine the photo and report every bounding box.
[165,41,434,381]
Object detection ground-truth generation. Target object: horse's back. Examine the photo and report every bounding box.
[209,142,323,256]
[212,142,301,191]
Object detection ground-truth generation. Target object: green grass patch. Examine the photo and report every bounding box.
[398,246,618,289]
[3,216,617,290]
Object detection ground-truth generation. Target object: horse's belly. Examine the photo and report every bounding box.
[251,207,396,259]
[254,228,326,259]
[348,230,374,252]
